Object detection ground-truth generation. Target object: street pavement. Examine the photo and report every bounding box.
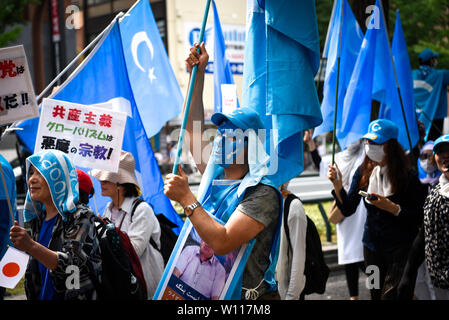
[307,268,370,300]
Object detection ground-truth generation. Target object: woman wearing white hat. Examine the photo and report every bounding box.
[91,151,164,299]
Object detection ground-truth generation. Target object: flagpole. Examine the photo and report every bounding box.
[0,12,122,142]
[379,5,413,151]
[331,0,345,165]
[36,22,112,103]
[172,0,212,175]
[417,106,443,137]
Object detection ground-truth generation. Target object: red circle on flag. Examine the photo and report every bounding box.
[2,262,20,278]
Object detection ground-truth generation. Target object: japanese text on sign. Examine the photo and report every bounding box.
[0,45,38,125]
[35,99,127,172]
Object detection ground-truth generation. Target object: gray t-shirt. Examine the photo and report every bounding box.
[237,183,281,299]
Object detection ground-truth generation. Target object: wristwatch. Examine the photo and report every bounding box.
[184,201,201,217]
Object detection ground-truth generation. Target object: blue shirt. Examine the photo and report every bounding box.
[37,215,58,300]
[0,154,16,261]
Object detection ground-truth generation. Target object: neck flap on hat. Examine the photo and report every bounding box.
[199,126,274,200]
[24,150,79,222]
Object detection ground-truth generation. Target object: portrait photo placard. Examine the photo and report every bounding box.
[154,216,254,300]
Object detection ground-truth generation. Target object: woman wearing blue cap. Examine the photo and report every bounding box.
[328,119,427,300]
[164,43,282,300]
[9,150,101,300]
[398,133,449,300]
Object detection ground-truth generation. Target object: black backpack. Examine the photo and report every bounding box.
[283,193,330,295]
[130,198,178,266]
[90,216,148,300]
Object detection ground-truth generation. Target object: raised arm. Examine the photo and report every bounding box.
[184,42,211,175]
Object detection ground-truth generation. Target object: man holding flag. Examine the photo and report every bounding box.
[413,48,449,141]
[164,42,282,300]
[164,0,323,300]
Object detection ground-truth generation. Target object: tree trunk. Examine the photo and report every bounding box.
[349,0,390,121]
[31,0,47,95]
[350,0,390,33]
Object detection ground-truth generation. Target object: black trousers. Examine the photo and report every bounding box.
[363,246,410,300]
[344,261,365,297]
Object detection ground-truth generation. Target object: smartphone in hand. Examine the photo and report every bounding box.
[358,190,378,201]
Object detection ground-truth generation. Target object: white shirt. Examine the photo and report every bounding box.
[103,197,165,299]
[334,144,367,265]
[275,197,307,300]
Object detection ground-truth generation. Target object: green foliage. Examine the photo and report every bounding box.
[0,0,40,47]
[303,201,337,244]
[389,0,449,69]
[316,0,335,53]
[5,277,25,297]
[315,0,449,69]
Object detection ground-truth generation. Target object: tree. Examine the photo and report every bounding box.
[315,0,449,69]
[389,0,449,69]
[0,0,40,47]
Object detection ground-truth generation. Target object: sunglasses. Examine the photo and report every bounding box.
[419,153,433,160]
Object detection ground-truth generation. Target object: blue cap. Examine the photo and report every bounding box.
[433,133,449,153]
[211,107,265,131]
[418,48,439,62]
[362,119,398,144]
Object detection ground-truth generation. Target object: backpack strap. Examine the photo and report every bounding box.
[117,198,144,230]
[129,197,161,252]
[283,193,300,253]
[130,198,144,222]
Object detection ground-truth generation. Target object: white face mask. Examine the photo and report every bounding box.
[420,159,437,173]
[365,144,385,163]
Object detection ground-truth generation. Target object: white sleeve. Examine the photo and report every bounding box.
[284,198,308,300]
[126,202,159,257]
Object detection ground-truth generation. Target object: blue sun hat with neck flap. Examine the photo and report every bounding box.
[23,150,79,222]
[208,107,272,197]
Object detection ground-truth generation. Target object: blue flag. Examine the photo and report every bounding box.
[413,67,445,140]
[212,1,238,113]
[313,0,363,138]
[339,0,418,150]
[16,20,184,234]
[385,10,419,149]
[119,0,183,138]
[242,0,323,187]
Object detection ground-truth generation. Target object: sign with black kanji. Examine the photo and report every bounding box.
[0,45,39,125]
[35,98,127,172]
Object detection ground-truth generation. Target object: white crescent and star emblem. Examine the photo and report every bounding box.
[371,123,382,132]
[131,31,157,83]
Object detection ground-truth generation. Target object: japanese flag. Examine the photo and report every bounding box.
[0,246,30,289]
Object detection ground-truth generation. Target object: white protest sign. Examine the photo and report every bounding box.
[0,45,39,125]
[35,98,127,172]
[221,84,238,115]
